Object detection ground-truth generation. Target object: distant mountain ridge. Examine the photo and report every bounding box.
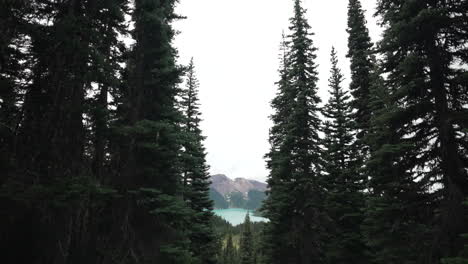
[210,174,267,196]
[209,174,267,210]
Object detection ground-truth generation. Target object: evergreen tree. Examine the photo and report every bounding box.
[104,0,193,263]
[262,1,326,263]
[3,1,128,263]
[224,233,238,264]
[346,0,373,141]
[239,213,254,264]
[0,0,30,183]
[364,1,468,263]
[87,0,129,181]
[180,58,217,264]
[442,201,468,264]
[322,47,367,263]
[0,1,220,264]
[362,57,433,264]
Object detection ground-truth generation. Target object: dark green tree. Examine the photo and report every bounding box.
[364,1,468,263]
[224,233,238,264]
[104,0,193,263]
[322,47,367,263]
[0,1,218,264]
[262,1,326,263]
[362,57,433,264]
[0,1,34,197]
[346,0,373,141]
[442,201,468,264]
[239,213,254,264]
[180,58,217,264]
[87,0,129,181]
[3,1,128,263]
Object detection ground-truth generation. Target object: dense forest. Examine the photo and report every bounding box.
[1,0,467,264]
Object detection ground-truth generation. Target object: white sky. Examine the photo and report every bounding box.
[173,0,383,182]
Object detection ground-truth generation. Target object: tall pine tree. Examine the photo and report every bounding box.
[180,58,217,264]
[104,0,193,263]
[239,213,254,264]
[262,1,326,263]
[0,1,220,264]
[364,1,468,263]
[223,233,238,264]
[322,47,367,263]
[347,0,373,141]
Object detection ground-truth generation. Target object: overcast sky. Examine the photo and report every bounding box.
[173,0,383,182]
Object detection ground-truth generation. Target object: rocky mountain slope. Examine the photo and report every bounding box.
[210,174,267,196]
[209,174,267,210]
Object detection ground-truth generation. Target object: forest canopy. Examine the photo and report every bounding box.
[1,0,467,264]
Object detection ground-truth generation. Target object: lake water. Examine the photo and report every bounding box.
[213,208,269,226]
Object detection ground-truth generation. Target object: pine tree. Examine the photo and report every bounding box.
[262,1,326,263]
[105,0,193,263]
[442,200,468,264]
[362,57,433,264]
[7,1,121,262]
[87,0,129,181]
[346,0,373,141]
[224,233,238,264]
[322,47,367,263]
[364,1,468,263]
[180,58,217,264]
[0,0,30,182]
[239,213,254,264]
[0,1,216,264]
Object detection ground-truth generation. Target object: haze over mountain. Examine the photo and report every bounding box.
[210,174,267,196]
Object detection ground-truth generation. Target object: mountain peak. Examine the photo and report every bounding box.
[210,175,267,196]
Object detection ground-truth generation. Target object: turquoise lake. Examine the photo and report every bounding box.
[213,208,269,226]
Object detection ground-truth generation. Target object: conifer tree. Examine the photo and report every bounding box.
[7,1,123,262]
[87,0,129,181]
[239,213,254,264]
[322,47,367,263]
[442,200,468,264]
[262,1,326,263]
[106,0,193,262]
[364,1,468,263]
[0,1,218,264]
[0,0,30,182]
[224,233,238,264]
[346,0,373,141]
[180,58,217,264]
[362,57,433,264]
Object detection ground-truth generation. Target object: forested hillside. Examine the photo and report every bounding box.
[209,174,267,210]
[1,0,467,264]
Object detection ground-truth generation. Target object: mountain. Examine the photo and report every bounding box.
[209,174,267,210]
[211,174,267,196]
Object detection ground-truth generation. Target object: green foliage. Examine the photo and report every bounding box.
[441,200,468,264]
[239,213,255,264]
[230,192,247,208]
[210,189,266,210]
[363,1,468,263]
[322,47,368,263]
[179,58,218,264]
[0,0,210,263]
[210,188,229,209]
[214,214,266,264]
[224,233,239,264]
[262,1,327,263]
[347,0,373,140]
[246,190,266,211]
